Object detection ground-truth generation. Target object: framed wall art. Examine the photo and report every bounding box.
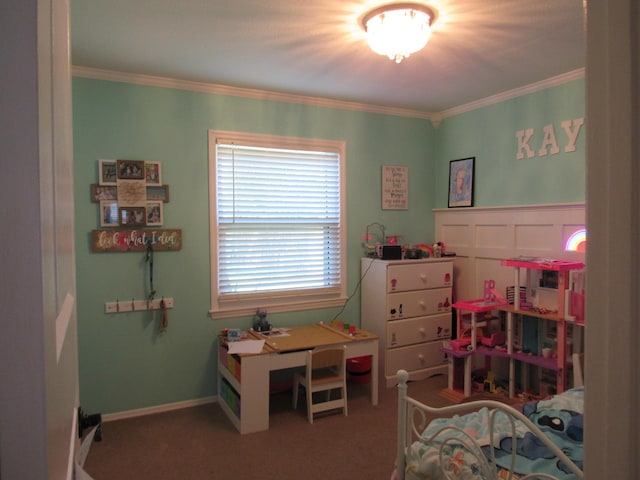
[91,184,117,202]
[146,201,163,226]
[99,159,118,186]
[117,160,145,180]
[117,179,146,206]
[100,201,119,227]
[448,157,475,208]
[91,158,179,250]
[146,185,170,202]
[382,165,408,210]
[92,229,182,252]
[145,161,162,185]
[119,206,146,226]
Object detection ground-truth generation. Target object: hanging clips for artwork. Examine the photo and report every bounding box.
[105,297,174,313]
[159,296,168,332]
[102,234,174,315]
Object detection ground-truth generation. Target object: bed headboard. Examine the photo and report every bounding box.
[434,203,585,302]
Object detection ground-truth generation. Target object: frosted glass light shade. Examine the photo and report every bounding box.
[362,3,435,63]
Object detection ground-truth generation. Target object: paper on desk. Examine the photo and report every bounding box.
[227,339,265,354]
[258,328,290,338]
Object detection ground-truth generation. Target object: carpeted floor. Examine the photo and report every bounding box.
[82,373,454,480]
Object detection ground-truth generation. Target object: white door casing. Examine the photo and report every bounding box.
[0,0,79,479]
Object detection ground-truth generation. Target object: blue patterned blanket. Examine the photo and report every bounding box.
[405,388,583,480]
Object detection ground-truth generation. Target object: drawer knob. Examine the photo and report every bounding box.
[419,300,425,308]
[420,274,427,281]
[419,327,425,335]
[418,354,425,361]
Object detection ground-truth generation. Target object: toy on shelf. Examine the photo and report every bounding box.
[481,330,506,347]
[442,259,585,399]
[444,281,508,397]
[450,279,508,355]
[500,257,584,318]
[252,308,271,332]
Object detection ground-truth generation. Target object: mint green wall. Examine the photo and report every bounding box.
[434,79,585,207]
[72,78,436,413]
[73,77,585,414]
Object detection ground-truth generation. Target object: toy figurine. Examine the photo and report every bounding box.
[253,308,271,332]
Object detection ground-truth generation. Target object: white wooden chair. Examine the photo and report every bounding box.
[292,347,348,424]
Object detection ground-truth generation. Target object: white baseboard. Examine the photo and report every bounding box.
[102,396,217,422]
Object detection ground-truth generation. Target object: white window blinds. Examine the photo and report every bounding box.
[212,135,344,314]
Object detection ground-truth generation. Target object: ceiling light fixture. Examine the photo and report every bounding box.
[360,3,437,63]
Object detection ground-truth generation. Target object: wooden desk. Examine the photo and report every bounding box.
[217,323,379,434]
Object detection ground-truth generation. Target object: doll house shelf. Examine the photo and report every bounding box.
[442,258,585,399]
[443,298,508,397]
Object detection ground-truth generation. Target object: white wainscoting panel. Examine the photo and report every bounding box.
[435,203,585,302]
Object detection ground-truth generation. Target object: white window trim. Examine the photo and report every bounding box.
[208,130,347,319]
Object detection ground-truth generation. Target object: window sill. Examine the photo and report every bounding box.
[209,297,347,320]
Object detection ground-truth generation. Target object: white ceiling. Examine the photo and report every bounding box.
[70,0,585,114]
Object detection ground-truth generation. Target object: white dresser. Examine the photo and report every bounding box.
[361,257,453,387]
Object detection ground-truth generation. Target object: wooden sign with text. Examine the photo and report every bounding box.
[91,229,182,252]
[381,165,408,210]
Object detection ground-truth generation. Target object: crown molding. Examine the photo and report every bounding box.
[71,66,435,121]
[438,68,586,120]
[72,66,585,123]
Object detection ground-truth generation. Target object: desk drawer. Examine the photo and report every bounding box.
[387,313,451,348]
[385,342,448,376]
[387,261,452,293]
[387,288,451,320]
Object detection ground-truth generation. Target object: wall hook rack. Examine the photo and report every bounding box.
[104,297,174,313]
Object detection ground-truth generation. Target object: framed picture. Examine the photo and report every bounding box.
[448,157,475,208]
[146,184,170,202]
[381,165,409,210]
[145,161,162,185]
[100,200,119,227]
[91,184,117,202]
[116,179,146,206]
[117,160,145,180]
[98,159,118,186]
[146,201,163,226]
[119,206,146,226]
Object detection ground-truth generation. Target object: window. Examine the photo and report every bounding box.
[209,130,346,319]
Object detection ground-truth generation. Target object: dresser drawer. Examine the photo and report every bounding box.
[387,313,451,348]
[386,342,448,376]
[387,261,452,293]
[387,288,451,320]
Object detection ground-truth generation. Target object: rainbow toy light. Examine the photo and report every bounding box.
[565,229,587,252]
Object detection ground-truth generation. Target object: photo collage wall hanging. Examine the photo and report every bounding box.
[92,159,170,227]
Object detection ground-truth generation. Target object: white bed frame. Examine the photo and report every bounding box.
[394,370,583,480]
